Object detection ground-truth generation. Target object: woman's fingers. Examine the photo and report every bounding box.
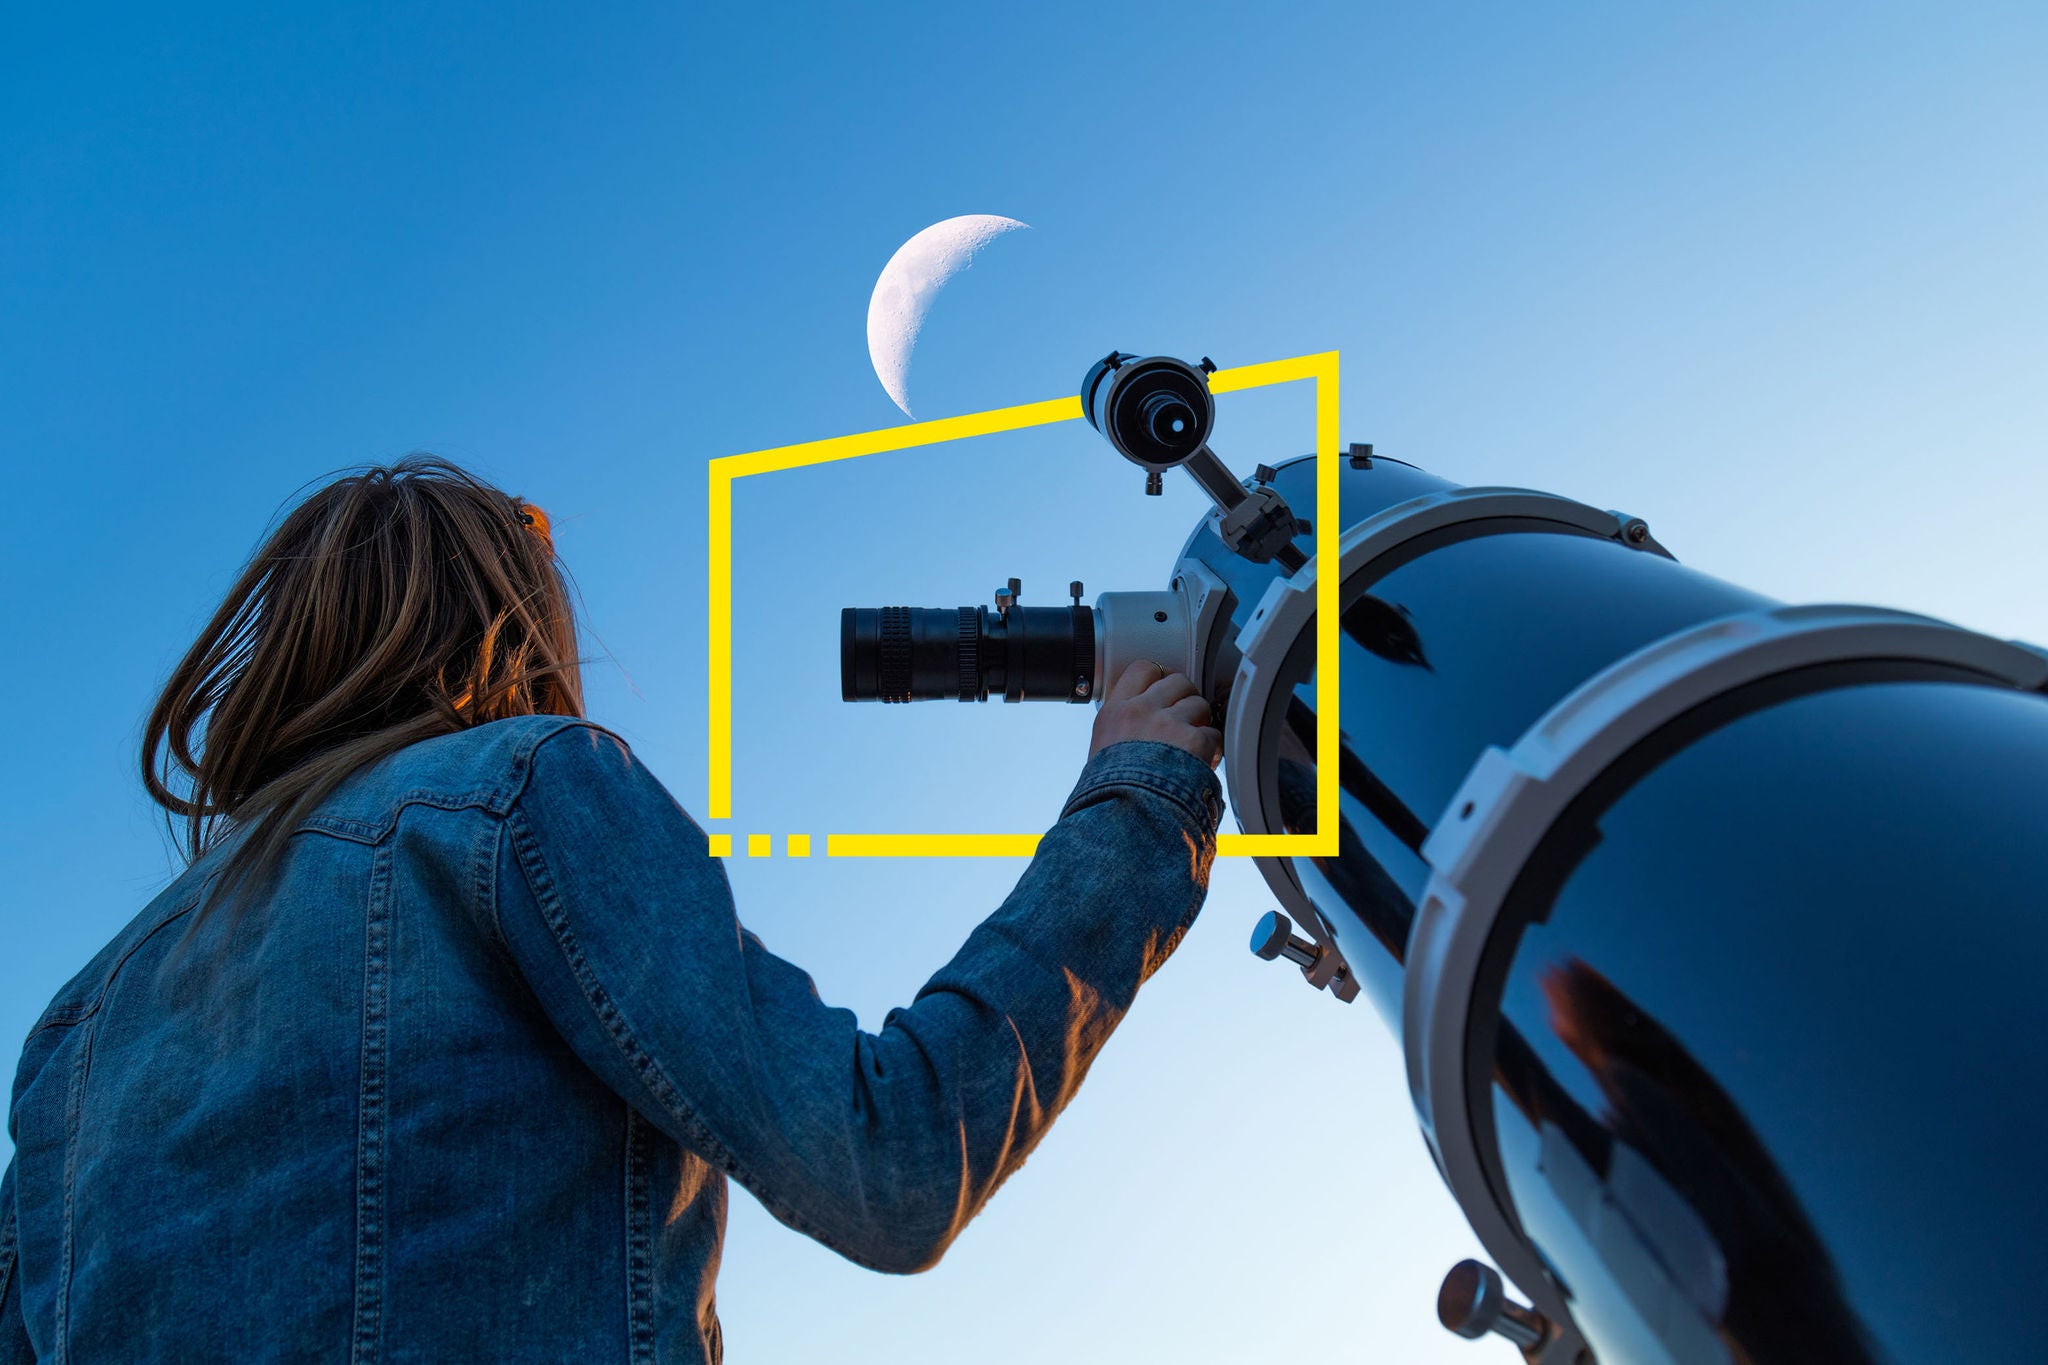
[1108,659,1167,701]
[1140,672,1200,707]
[1087,662,1222,769]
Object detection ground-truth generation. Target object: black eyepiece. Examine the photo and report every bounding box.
[1140,388,1198,447]
[841,603,1095,704]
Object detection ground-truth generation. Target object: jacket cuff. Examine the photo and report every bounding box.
[1059,739,1225,835]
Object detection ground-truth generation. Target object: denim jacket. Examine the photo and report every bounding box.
[2,716,1222,1363]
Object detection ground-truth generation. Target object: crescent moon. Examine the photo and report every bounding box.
[866,214,1029,418]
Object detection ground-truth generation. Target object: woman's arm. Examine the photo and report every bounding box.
[494,683,1221,1274]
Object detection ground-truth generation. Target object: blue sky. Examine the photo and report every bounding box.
[4,2,2045,1359]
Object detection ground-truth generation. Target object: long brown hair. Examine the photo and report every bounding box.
[144,455,583,905]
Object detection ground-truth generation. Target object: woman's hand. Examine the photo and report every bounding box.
[1087,660,1222,769]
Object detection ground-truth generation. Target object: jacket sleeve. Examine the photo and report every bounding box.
[495,723,1222,1274]
[0,1158,31,1364]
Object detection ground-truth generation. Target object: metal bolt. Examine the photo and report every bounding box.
[1437,1261,1547,1350]
[1153,610,1168,623]
[1254,463,1277,484]
[1625,520,1649,544]
[1198,356,1217,374]
[1348,442,1374,469]
[1070,580,1084,605]
[1145,471,1163,496]
[1249,911,1318,969]
[1075,677,1090,697]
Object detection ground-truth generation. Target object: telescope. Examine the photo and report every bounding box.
[840,351,2048,1363]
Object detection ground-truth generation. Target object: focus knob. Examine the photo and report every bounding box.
[1437,1260,1547,1350]
[1249,911,1317,969]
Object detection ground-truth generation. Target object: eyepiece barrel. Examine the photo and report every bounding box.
[841,604,1096,703]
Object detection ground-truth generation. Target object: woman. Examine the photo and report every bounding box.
[0,457,1224,1362]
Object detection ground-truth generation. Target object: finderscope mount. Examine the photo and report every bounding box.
[1080,351,1311,568]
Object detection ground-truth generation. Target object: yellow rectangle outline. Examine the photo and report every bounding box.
[708,352,1340,859]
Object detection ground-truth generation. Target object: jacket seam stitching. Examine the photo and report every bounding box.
[295,790,505,843]
[287,714,615,844]
[52,1018,94,1365]
[350,840,393,1365]
[624,1109,655,1364]
[0,1184,16,1330]
[1061,772,1216,832]
[475,816,508,958]
[502,720,631,808]
[24,895,204,1042]
[39,899,203,1361]
[502,805,885,1269]
[504,808,742,1168]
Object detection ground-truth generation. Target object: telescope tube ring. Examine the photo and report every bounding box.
[1217,486,1674,980]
